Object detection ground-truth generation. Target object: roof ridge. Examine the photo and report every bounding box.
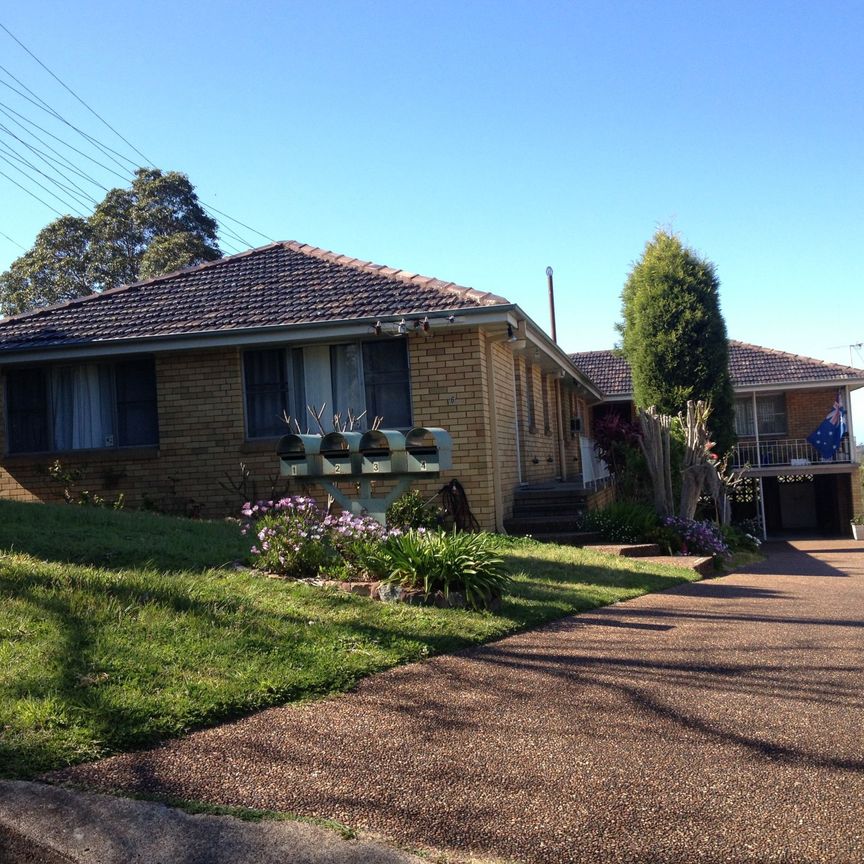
[282,241,509,307]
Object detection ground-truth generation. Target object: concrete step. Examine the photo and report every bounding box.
[504,515,585,534]
[524,531,602,546]
[586,543,663,557]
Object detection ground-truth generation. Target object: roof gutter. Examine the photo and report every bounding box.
[0,304,519,365]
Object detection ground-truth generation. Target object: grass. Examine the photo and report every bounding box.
[0,499,703,779]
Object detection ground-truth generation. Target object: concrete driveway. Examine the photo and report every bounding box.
[24,540,864,862]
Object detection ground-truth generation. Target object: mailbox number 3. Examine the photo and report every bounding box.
[372,461,380,472]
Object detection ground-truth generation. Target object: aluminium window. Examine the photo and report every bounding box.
[244,339,411,438]
[5,358,158,455]
[734,395,787,437]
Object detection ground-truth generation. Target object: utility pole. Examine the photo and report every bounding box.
[546,266,557,344]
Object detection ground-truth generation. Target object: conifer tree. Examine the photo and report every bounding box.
[619,229,735,454]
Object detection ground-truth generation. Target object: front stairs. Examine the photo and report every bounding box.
[504,482,599,545]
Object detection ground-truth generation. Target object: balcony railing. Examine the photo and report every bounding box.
[731,437,852,470]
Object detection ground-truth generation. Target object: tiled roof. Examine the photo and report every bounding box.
[570,341,864,396]
[0,242,510,353]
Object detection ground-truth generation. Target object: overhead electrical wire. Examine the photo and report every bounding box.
[0,22,154,167]
[0,229,25,249]
[0,74,136,173]
[0,20,277,258]
[0,100,131,182]
[0,149,89,215]
[0,131,98,205]
[0,165,65,217]
[0,118,110,191]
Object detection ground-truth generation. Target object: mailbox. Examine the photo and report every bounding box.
[277,434,322,477]
[404,427,452,473]
[359,429,406,474]
[319,431,362,476]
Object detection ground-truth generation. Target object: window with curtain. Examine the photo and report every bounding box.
[734,395,787,437]
[244,339,411,438]
[5,358,158,454]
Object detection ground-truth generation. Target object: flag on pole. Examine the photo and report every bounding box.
[807,390,847,460]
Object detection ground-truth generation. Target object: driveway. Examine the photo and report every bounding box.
[49,540,864,863]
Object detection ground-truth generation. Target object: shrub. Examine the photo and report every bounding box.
[325,511,393,581]
[662,517,729,557]
[720,523,761,552]
[581,501,658,543]
[386,490,442,531]
[243,497,333,578]
[379,529,510,611]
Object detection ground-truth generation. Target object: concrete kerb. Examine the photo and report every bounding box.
[0,780,425,864]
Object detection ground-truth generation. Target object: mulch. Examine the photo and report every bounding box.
[50,540,864,864]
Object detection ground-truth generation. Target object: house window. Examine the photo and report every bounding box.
[244,339,411,438]
[734,395,787,437]
[5,358,158,454]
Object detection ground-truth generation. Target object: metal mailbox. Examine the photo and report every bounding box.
[359,429,407,474]
[319,431,362,476]
[277,433,322,477]
[404,427,452,473]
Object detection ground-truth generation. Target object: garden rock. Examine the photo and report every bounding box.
[377,584,403,603]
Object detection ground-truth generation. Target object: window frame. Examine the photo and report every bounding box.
[734,393,788,438]
[242,338,413,440]
[3,356,160,456]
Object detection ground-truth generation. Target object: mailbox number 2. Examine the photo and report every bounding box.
[334,464,342,474]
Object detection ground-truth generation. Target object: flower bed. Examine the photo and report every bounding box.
[241,497,510,611]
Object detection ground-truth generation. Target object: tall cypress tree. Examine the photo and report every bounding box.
[619,230,735,454]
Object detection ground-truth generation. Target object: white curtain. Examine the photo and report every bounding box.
[303,345,333,428]
[330,344,366,430]
[51,365,114,450]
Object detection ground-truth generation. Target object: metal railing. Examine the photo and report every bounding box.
[731,437,852,470]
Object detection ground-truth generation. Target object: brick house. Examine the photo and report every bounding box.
[0,241,602,530]
[570,343,864,536]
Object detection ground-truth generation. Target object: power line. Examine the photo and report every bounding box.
[0,21,154,166]
[0,74,136,173]
[0,228,25,249]
[0,165,64,216]
[0,119,108,191]
[0,150,88,215]
[0,100,131,182]
[0,130,98,205]
[0,28,275,257]
[203,202,276,243]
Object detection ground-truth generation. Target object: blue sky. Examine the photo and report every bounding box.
[1,1,862,434]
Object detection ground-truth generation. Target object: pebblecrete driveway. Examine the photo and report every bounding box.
[53,540,864,863]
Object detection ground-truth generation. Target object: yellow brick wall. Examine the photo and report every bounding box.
[513,356,561,485]
[784,388,843,440]
[852,468,863,518]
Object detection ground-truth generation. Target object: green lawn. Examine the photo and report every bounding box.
[0,500,701,779]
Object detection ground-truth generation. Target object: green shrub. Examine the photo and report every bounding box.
[581,501,658,543]
[719,523,761,552]
[379,530,510,611]
[386,490,442,531]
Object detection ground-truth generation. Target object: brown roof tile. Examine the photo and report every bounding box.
[570,341,864,396]
[0,242,510,353]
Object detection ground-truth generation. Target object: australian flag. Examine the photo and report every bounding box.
[807,390,847,460]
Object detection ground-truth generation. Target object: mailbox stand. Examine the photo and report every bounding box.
[277,427,452,524]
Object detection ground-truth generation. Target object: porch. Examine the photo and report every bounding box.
[730,437,853,472]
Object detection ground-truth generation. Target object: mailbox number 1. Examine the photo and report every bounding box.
[291,465,298,476]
